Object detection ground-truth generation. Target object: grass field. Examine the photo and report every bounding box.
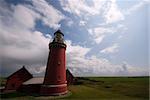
[0,77,149,100]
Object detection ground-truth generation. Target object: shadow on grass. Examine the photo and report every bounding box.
[73,77,104,85]
[0,91,72,99]
[0,91,28,99]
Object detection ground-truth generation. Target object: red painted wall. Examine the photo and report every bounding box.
[40,85,67,95]
[20,84,41,94]
[44,47,66,85]
[5,76,22,90]
[5,68,33,91]
[66,70,74,85]
[41,42,67,95]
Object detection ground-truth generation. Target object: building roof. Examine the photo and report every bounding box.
[66,69,74,77]
[7,66,33,79]
[23,77,44,85]
[54,30,64,36]
[22,69,74,85]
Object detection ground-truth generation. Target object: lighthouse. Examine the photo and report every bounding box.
[40,30,67,95]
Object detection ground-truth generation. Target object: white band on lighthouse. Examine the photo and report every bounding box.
[42,83,67,88]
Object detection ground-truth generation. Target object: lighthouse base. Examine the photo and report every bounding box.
[40,84,68,96]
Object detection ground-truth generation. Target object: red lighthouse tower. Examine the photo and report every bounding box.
[40,30,67,95]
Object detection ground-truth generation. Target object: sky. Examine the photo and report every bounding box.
[0,0,149,77]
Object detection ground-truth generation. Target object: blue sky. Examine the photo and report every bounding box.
[0,0,149,76]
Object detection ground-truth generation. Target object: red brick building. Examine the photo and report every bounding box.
[4,67,74,94]
[66,69,74,85]
[4,66,33,92]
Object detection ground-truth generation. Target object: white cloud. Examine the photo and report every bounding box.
[0,0,148,77]
[94,35,105,44]
[59,0,101,17]
[13,5,40,29]
[124,0,149,15]
[100,43,119,54]
[93,27,115,35]
[31,0,65,29]
[0,0,52,76]
[79,20,86,26]
[29,66,46,74]
[88,27,115,44]
[66,41,147,76]
[103,0,124,24]
[60,0,124,24]
[66,19,74,27]
[66,40,90,57]
[60,0,126,43]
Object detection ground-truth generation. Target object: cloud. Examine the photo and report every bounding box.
[94,35,105,44]
[31,0,65,29]
[66,18,74,27]
[59,0,101,17]
[0,0,67,76]
[0,0,53,76]
[103,0,124,24]
[0,0,148,77]
[29,66,46,75]
[79,20,86,26]
[100,43,119,54]
[65,40,148,76]
[66,40,90,57]
[60,0,126,44]
[124,0,149,15]
[88,27,115,44]
[13,5,40,29]
[60,0,124,24]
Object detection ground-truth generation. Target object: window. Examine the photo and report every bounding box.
[54,33,64,43]
[57,75,61,82]
[58,61,61,65]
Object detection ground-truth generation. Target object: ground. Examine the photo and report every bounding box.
[0,77,149,100]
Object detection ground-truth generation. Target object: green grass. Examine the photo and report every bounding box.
[66,77,149,100]
[0,77,149,100]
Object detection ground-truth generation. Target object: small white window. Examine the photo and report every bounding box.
[58,61,61,65]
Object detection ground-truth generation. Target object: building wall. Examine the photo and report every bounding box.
[20,84,41,94]
[5,68,33,91]
[5,75,23,90]
[66,70,74,85]
[44,47,66,85]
